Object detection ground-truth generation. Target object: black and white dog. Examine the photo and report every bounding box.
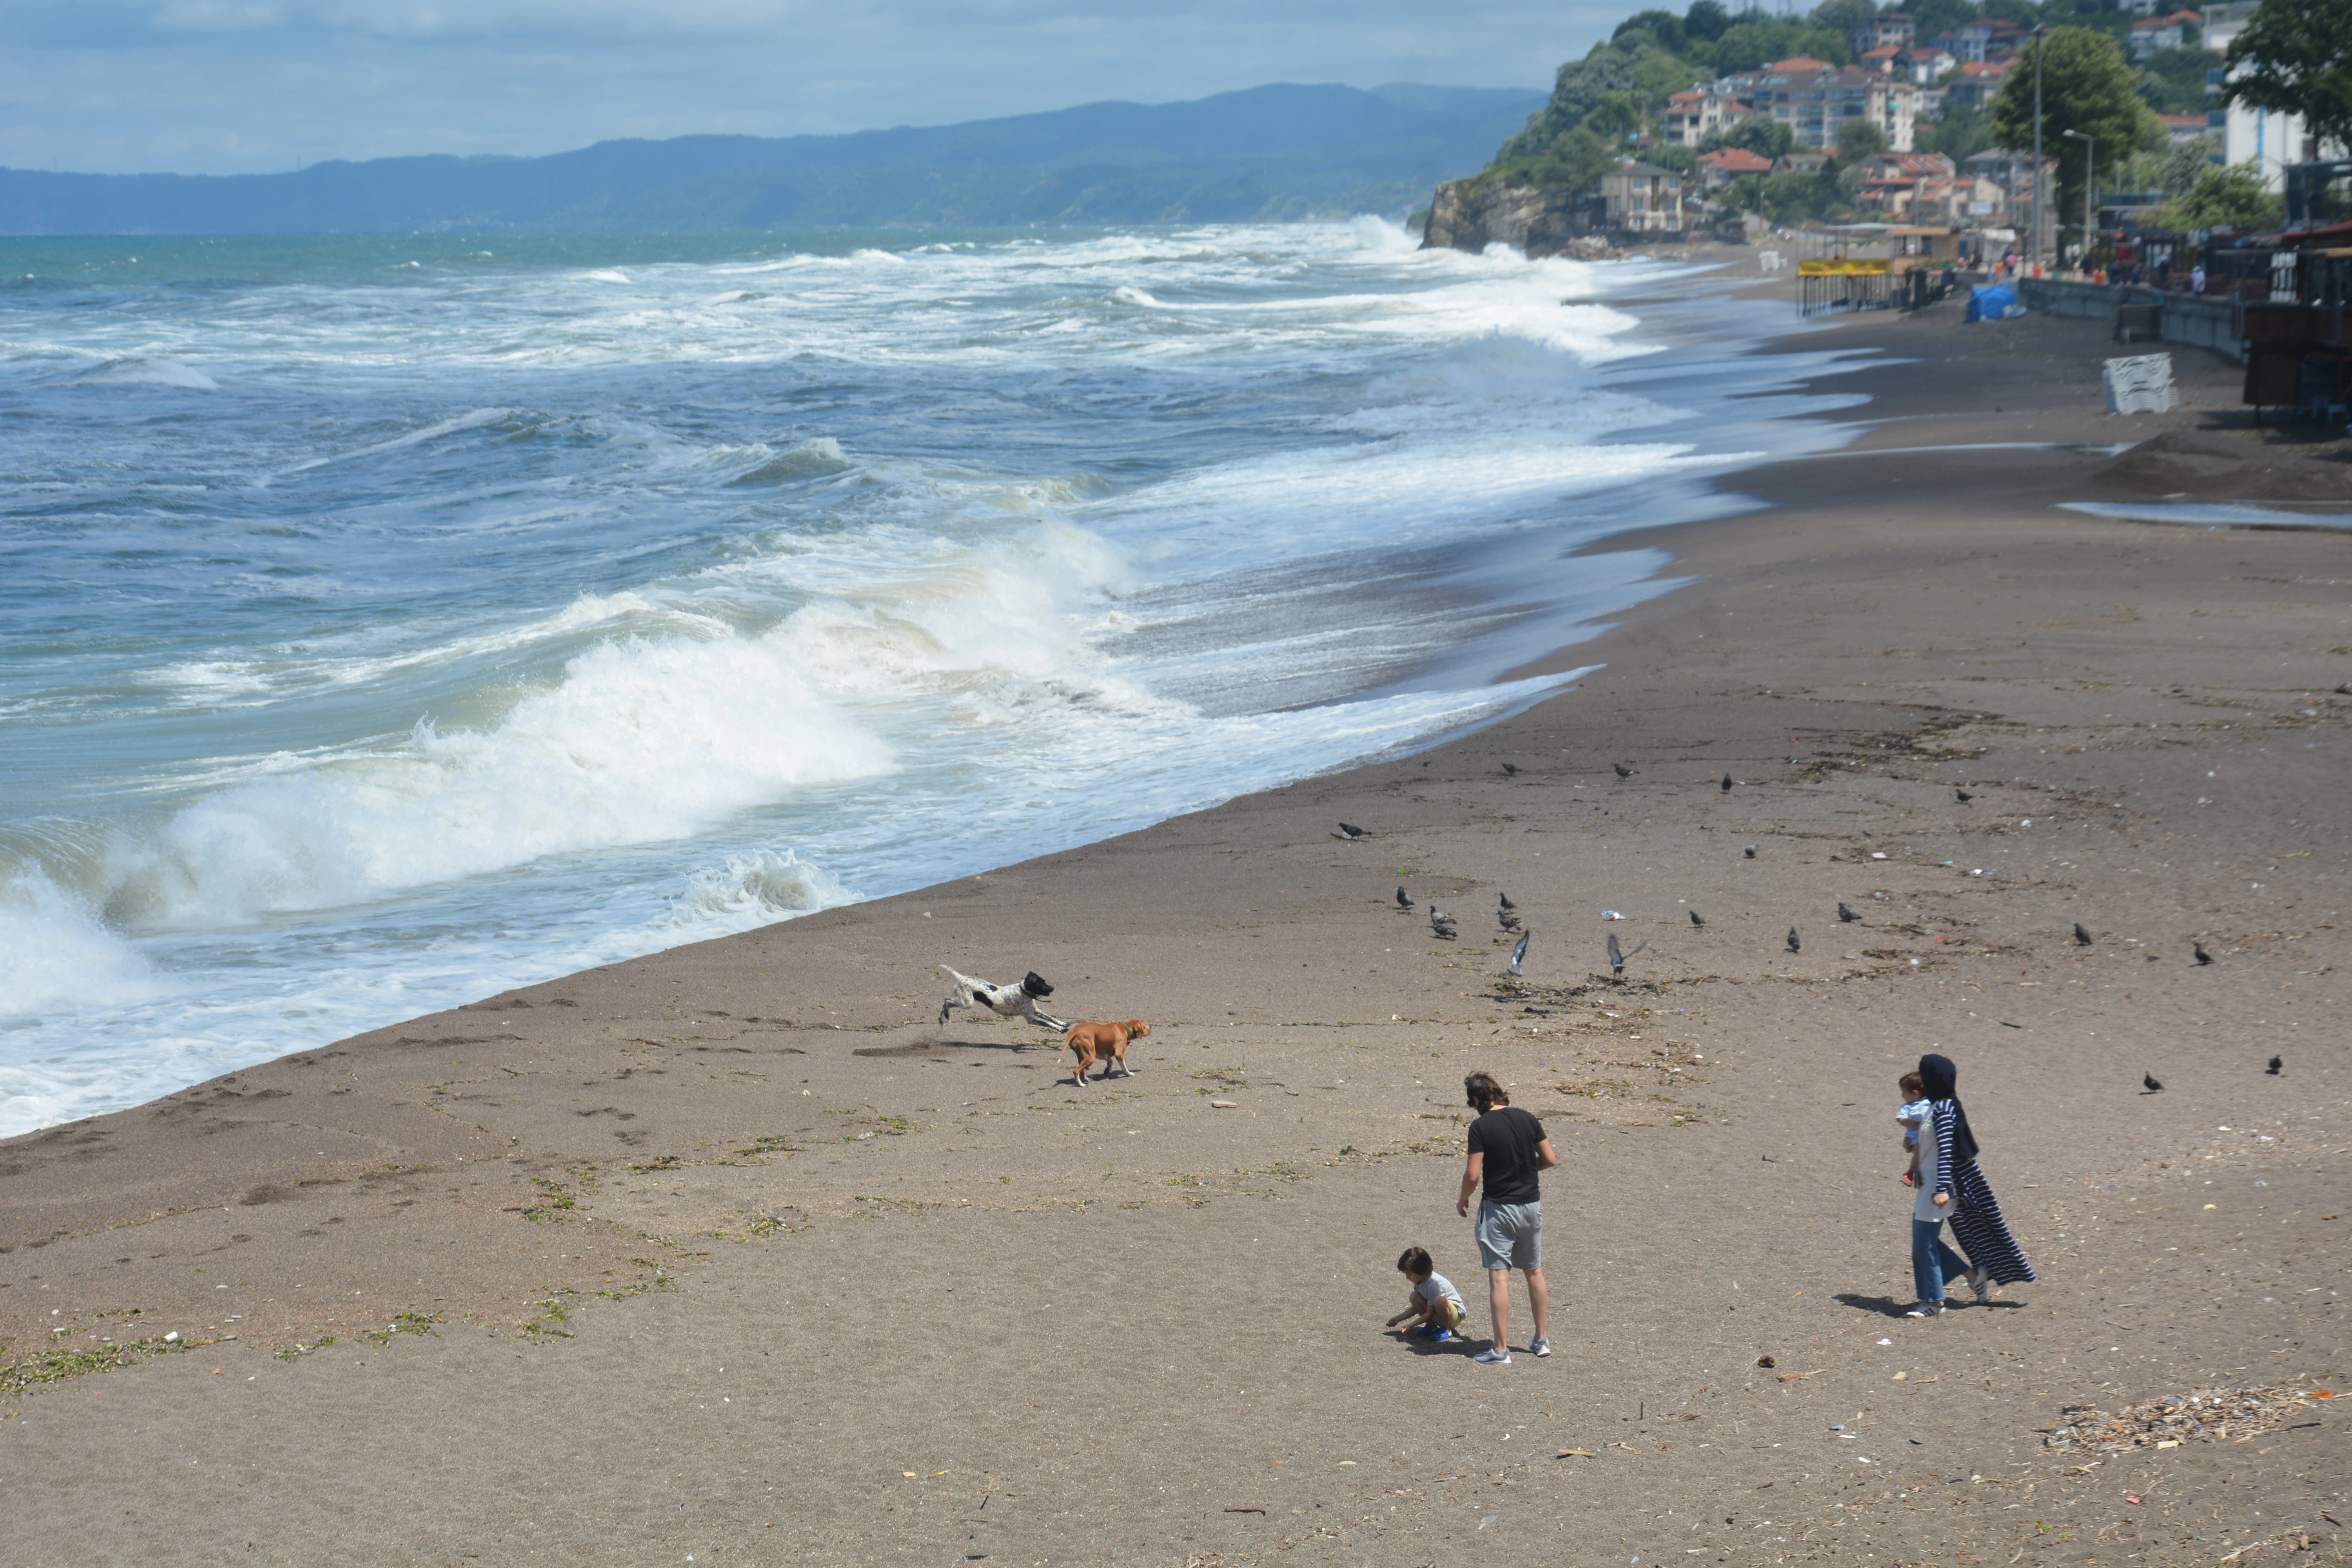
[937,966,1069,1032]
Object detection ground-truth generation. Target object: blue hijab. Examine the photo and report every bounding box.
[1918,1052,1979,1161]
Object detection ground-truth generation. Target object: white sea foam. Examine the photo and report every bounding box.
[0,872,155,1019]
[69,356,218,389]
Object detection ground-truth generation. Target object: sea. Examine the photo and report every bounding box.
[0,220,1866,1136]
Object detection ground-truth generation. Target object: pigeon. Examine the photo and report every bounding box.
[2074,922,2093,946]
[2266,1054,2283,1075]
[1786,927,1802,953]
[1613,762,1635,778]
[1721,772,1734,792]
[2193,941,2212,965]
[1396,886,1415,911]
[1430,907,1457,940]
[1607,933,1625,976]
[1499,906,1522,932]
[1508,930,1530,977]
[1499,893,1516,912]
[2143,1072,2164,1093]
[1838,902,1859,924]
[1689,909,1705,927]
[1501,762,1520,776]
[1333,822,1370,841]
[1956,788,1973,803]
[1743,845,1757,859]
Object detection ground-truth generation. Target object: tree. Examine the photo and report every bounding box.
[1699,114,1799,158]
[1835,117,1892,160]
[2137,45,2215,114]
[1495,44,1645,161]
[1684,0,1732,44]
[2222,0,2352,157]
[1916,102,1996,162]
[1529,127,1618,196]
[1808,0,1877,40]
[1993,28,2165,232]
[2157,134,2221,193]
[2157,160,2288,229]
[1616,9,1688,53]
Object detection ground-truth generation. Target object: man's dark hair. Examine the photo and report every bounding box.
[1397,1245,1434,1276]
[1465,1071,1508,1112]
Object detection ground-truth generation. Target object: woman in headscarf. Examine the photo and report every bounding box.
[1907,1052,2036,1317]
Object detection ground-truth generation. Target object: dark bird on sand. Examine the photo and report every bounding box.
[1508,930,1530,978]
[2143,1072,2164,1093]
[1838,902,1859,924]
[1721,772,1734,792]
[1613,762,1635,778]
[1333,822,1369,840]
[1396,886,1414,910]
[1499,893,1515,912]
[1501,762,1520,776]
[1743,845,1757,859]
[1786,927,1802,954]
[2193,941,2212,965]
[1955,788,1973,803]
[1498,906,1521,932]
[1430,907,1457,940]
[2074,922,2093,946]
[1689,909,1705,927]
[1607,933,1625,976]
[2267,1054,2283,1075]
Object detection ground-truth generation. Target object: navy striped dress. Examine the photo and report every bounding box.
[1931,1100,2037,1287]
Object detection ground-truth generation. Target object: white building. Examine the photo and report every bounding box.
[2203,2,2313,193]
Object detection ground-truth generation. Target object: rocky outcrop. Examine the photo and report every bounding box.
[1421,178,1602,258]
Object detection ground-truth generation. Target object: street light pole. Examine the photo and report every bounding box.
[2065,127,2094,278]
[2031,27,2046,273]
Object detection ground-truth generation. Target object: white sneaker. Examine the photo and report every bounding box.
[1474,1348,1512,1366]
[1903,1302,1944,1318]
[1531,1338,1552,1357]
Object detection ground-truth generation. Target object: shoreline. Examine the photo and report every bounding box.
[7,277,2349,1565]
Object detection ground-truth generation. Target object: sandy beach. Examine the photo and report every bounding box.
[5,265,2348,1566]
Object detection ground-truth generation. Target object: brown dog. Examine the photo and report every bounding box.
[1062,1020,1149,1084]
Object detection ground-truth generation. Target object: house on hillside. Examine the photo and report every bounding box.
[1851,13,1915,54]
[1662,89,1753,145]
[1858,45,1904,74]
[1773,151,1831,176]
[1697,147,1776,189]
[1753,63,1918,151]
[2129,10,2201,58]
[1945,20,2024,63]
[1899,46,1956,84]
[1600,162,1685,232]
[1942,60,2010,112]
[2160,113,2214,145]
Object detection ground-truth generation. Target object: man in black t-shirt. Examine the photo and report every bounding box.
[1455,1070,1559,1366]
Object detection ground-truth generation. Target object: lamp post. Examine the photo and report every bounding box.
[2030,27,2046,272]
[2064,127,2094,278]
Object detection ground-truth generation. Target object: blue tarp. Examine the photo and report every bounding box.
[1965,285,2018,323]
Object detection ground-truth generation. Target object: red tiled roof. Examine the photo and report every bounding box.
[1700,148,1775,173]
[1769,56,1832,71]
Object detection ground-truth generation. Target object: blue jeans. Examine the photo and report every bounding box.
[1912,1216,1972,1303]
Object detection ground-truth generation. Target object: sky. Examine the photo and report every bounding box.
[0,1,1601,176]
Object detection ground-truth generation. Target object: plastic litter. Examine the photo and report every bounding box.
[1964,284,2018,323]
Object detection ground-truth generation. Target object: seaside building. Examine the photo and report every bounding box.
[1600,162,1685,232]
[2161,112,2215,145]
[1899,47,1956,84]
[1662,89,1754,146]
[1750,62,1918,151]
[1942,61,2011,113]
[1698,147,1775,189]
[1851,13,1916,55]
[2198,2,2340,193]
[1939,20,2025,63]
[2129,10,2202,58]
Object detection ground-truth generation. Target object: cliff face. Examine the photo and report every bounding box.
[1420,178,1597,258]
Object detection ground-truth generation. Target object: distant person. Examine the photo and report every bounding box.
[1907,1052,2037,1317]
[1456,1070,1559,1365]
[2191,262,2207,296]
[1384,1246,1466,1343]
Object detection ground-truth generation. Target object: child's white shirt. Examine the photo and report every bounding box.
[1415,1272,1465,1313]
[1898,1097,1932,1147]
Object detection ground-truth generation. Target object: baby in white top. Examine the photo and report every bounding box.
[1897,1070,1930,1187]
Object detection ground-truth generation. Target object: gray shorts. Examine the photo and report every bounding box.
[1474,1199,1543,1272]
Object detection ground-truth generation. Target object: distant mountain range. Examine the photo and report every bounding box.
[0,83,1544,235]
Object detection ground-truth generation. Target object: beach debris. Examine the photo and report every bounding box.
[1601,909,1625,921]
[1333,822,1370,840]
[937,966,1069,1031]
[2268,1054,2283,1075]
[1210,1100,1238,1109]
[2194,941,2213,965]
[1786,927,1801,954]
[1223,1506,1267,1514]
[1396,886,1415,910]
[1430,907,1458,941]
[2143,1072,2165,1093]
[1870,851,1886,860]
[1956,788,1973,803]
[1721,772,1734,792]
[1508,931,1530,977]
[2040,1385,2322,1454]
[1838,902,1860,924]
[1757,1354,1777,1368]
[1501,762,1520,776]
[1557,1448,1596,1458]
[1607,934,1625,976]
[1744,846,1758,859]
[163,1332,178,1343]
[1613,762,1636,778]
[2074,923,2094,946]
[1689,910,1705,927]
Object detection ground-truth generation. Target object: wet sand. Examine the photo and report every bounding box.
[5,277,2348,1566]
